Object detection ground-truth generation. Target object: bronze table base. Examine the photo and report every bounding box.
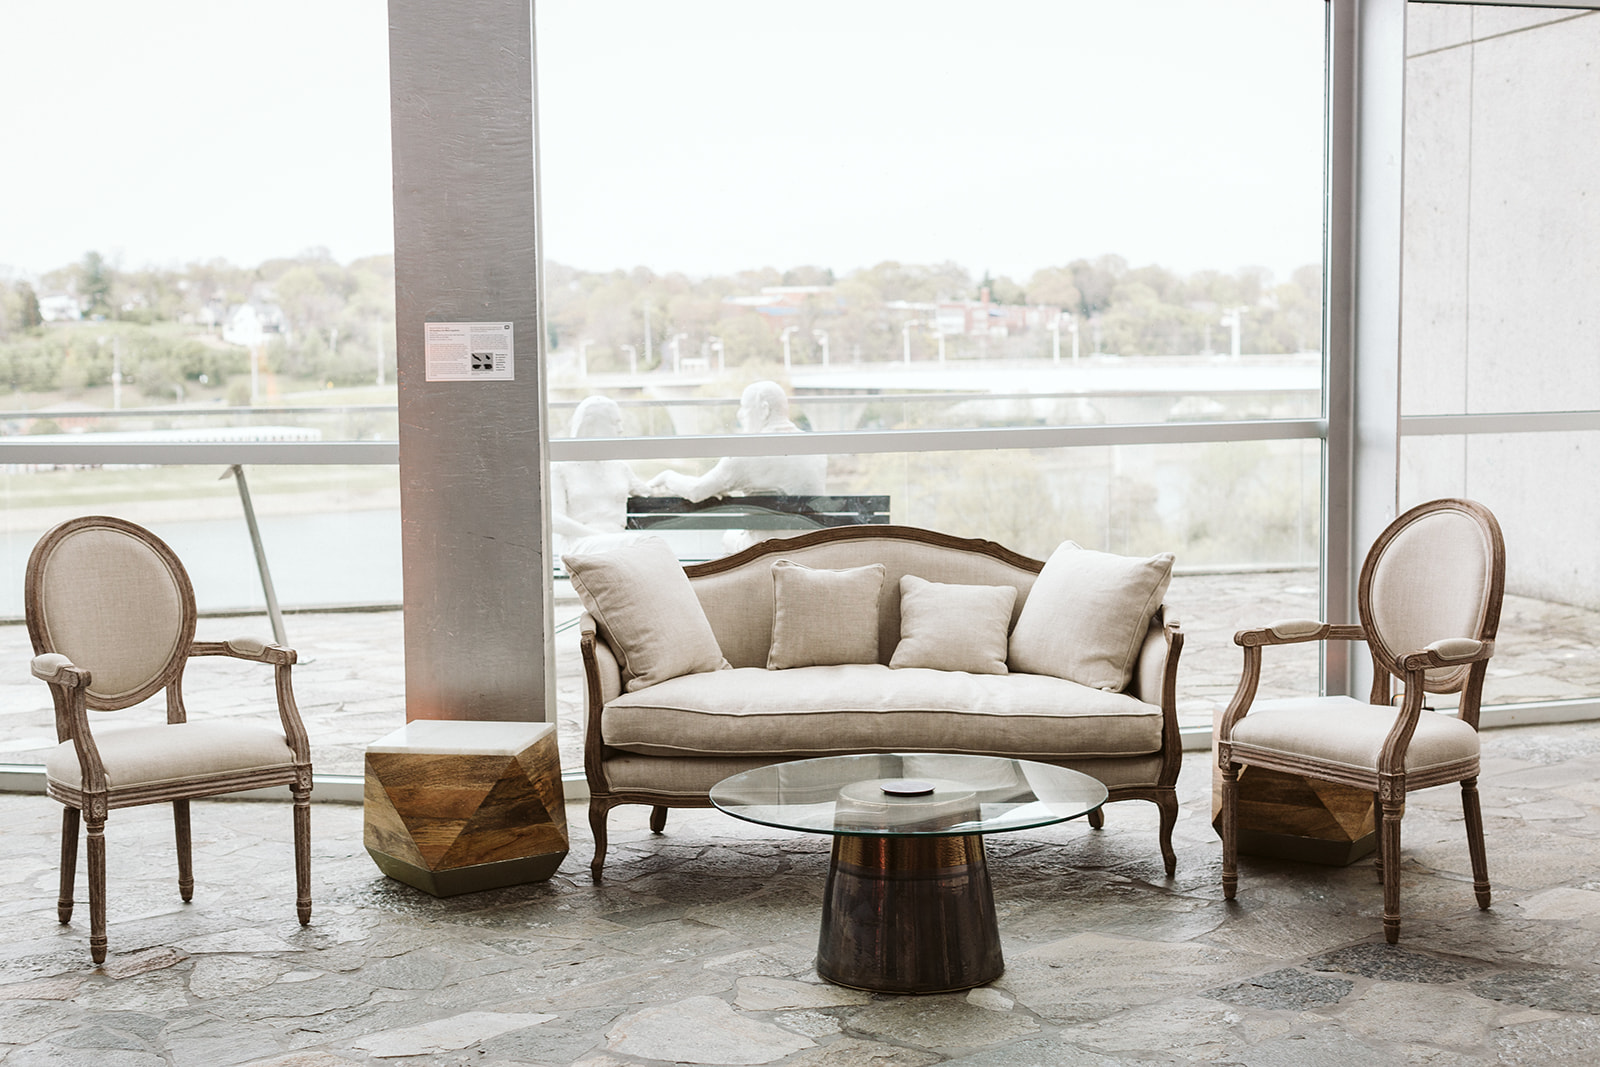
[817,832,1002,994]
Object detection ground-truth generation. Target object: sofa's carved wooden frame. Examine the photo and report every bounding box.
[580,523,1185,880]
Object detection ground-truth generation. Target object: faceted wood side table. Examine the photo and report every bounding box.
[364,720,568,896]
[1210,705,1376,865]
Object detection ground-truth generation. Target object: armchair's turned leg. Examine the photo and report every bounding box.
[1220,763,1239,901]
[1461,777,1491,911]
[650,806,668,834]
[589,802,611,881]
[1373,791,1384,883]
[173,799,194,902]
[292,786,312,925]
[1156,790,1179,877]
[1087,808,1104,830]
[87,814,108,965]
[58,807,80,924]
[1381,799,1405,944]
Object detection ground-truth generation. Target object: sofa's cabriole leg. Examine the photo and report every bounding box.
[1157,789,1178,877]
[589,801,610,881]
[650,805,668,834]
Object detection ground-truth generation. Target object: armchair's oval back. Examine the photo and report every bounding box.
[25,516,197,709]
[1360,498,1504,693]
[684,525,1043,668]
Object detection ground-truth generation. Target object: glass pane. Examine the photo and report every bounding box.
[551,438,1323,763]
[1,2,396,441]
[536,0,1325,433]
[1402,431,1600,708]
[1402,4,1600,416]
[0,465,401,776]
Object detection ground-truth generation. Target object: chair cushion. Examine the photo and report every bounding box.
[1228,696,1480,775]
[564,536,731,692]
[1008,542,1174,691]
[890,575,1015,675]
[767,560,886,669]
[602,664,1163,760]
[46,721,297,791]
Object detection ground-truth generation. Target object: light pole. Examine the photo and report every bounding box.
[1049,318,1060,363]
[1068,314,1080,361]
[1220,306,1247,358]
[669,332,687,373]
[781,325,799,371]
[708,335,725,372]
[620,344,638,374]
[578,337,593,378]
[902,321,914,364]
[813,329,829,367]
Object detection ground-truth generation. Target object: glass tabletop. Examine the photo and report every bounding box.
[709,753,1107,838]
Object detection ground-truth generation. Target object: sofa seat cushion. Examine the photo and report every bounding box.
[602,664,1163,760]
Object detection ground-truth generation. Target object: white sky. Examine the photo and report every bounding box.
[2,1,1325,283]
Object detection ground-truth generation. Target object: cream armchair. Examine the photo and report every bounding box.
[26,516,313,964]
[1217,498,1505,943]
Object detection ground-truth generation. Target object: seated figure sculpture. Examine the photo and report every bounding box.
[649,380,827,502]
[551,395,653,556]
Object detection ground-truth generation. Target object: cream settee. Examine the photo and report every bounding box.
[569,525,1184,879]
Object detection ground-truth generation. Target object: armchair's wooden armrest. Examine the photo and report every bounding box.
[1235,620,1366,647]
[32,653,89,688]
[192,637,298,665]
[1400,638,1493,671]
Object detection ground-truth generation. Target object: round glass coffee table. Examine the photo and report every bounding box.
[710,752,1106,994]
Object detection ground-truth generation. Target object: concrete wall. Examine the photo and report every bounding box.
[1400,6,1600,607]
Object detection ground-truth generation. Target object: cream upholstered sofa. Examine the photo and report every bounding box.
[569,524,1184,879]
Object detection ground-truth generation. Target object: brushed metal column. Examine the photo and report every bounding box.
[388,0,554,722]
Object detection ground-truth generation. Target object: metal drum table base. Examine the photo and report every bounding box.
[817,833,1002,994]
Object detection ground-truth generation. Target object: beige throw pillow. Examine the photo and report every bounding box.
[563,536,730,692]
[767,559,886,669]
[1008,542,1174,691]
[890,575,1016,674]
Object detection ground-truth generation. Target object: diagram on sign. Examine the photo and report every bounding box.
[424,322,515,381]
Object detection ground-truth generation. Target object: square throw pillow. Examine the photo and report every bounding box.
[1008,542,1174,691]
[767,559,886,669]
[890,575,1016,674]
[563,536,730,692]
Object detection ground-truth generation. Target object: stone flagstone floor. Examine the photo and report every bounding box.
[5,720,1600,1064]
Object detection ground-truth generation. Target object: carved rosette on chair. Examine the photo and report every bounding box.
[1216,498,1505,944]
[26,516,314,965]
[364,720,569,896]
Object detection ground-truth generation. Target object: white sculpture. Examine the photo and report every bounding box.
[551,395,652,556]
[648,380,827,502]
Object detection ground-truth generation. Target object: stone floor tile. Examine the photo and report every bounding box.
[604,995,814,1064]
[1468,965,1600,1014]
[732,975,870,1011]
[1204,966,1354,1009]
[1306,942,1487,983]
[780,1037,942,1067]
[350,1010,555,1057]
[1334,981,1498,1049]
[843,997,1042,1051]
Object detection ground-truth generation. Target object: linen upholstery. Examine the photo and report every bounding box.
[47,721,297,791]
[564,536,730,691]
[1367,507,1496,692]
[34,526,187,705]
[602,664,1163,759]
[766,560,886,669]
[1008,542,1175,691]
[890,575,1015,674]
[1229,696,1479,775]
[690,538,1039,668]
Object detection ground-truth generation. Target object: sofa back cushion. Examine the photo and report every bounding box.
[688,532,1041,669]
[1008,542,1174,691]
[767,560,887,668]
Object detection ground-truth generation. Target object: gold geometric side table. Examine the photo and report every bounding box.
[364,720,569,896]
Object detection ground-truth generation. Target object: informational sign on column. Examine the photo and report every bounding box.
[424,322,515,381]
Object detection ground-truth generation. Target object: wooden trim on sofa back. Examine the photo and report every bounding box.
[683,524,1046,579]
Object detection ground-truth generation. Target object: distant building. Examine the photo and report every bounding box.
[222,302,289,347]
[37,293,82,322]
